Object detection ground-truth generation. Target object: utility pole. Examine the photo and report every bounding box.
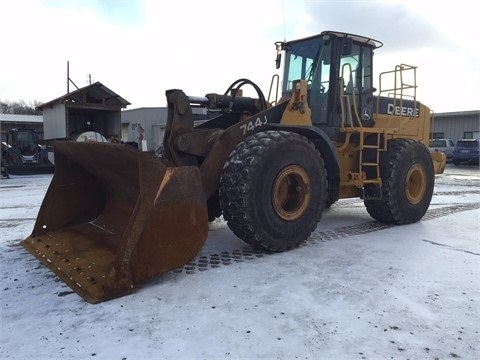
[66,61,79,93]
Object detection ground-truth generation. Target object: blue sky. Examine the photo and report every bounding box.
[1,0,478,113]
[42,0,144,25]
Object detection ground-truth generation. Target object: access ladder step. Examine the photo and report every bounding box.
[362,144,380,149]
[363,179,381,185]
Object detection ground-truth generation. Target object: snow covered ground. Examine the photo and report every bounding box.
[1,164,479,360]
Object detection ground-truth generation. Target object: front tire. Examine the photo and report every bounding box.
[364,138,434,224]
[219,131,327,251]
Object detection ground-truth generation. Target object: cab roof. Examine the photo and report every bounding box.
[283,31,383,50]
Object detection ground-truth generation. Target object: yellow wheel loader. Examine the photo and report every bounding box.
[22,31,446,303]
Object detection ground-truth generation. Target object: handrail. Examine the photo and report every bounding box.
[268,74,280,105]
[376,64,418,118]
[340,63,362,130]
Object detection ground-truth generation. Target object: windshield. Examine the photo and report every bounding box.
[456,140,479,148]
[429,139,447,147]
[15,130,37,155]
[283,36,323,93]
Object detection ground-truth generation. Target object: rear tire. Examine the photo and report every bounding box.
[364,138,434,224]
[219,131,327,251]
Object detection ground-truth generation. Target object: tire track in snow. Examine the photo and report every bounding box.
[174,202,480,274]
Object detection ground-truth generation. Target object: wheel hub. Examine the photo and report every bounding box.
[405,163,427,204]
[272,165,311,221]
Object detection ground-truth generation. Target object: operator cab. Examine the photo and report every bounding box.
[279,31,383,140]
[7,128,40,156]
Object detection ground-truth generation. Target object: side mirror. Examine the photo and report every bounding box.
[274,41,285,69]
[276,53,282,69]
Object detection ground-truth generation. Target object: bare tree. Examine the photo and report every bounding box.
[0,99,42,115]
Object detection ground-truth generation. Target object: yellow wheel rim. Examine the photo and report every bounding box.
[405,163,427,205]
[272,165,311,221]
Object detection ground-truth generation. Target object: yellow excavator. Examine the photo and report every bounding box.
[22,31,446,303]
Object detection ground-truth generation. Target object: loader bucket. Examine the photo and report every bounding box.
[21,141,208,303]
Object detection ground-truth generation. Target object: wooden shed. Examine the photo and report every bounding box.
[37,82,130,143]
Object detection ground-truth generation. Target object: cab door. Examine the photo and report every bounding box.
[337,40,375,128]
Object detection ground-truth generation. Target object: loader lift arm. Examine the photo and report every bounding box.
[163,78,269,167]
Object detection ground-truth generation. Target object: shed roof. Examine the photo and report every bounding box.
[37,81,130,110]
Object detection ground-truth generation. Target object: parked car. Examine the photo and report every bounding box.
[429,138,455,162]
[452,139,479,165]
